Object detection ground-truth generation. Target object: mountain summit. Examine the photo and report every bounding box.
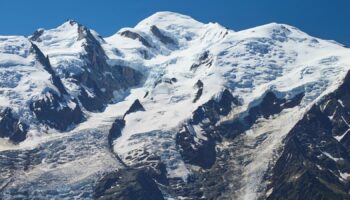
[0,12,350,200]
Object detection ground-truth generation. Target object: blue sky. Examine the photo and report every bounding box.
[1,0,349,46]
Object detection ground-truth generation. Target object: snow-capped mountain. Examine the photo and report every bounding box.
[0,11,350,199]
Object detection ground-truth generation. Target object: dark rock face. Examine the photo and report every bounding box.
[214,91,304,139]
[108,99,145,151]
[190,51,213,71]
[108,118,125,149]
[29,29,44,42]
[120,30,152,48]
[77,86,106,111]
[150,25,176,45]
[265,72,350,200]
[176,89,240,169]
[192,89,240,125]
[245,91,304,124]
[94,169,164,200]
[30,92,84,131]
[153,77,177,88]
[193,80,203,103]
[177,125,217,169]
[75,26,143,111]
[74,63,142,113]
[0,108,28,143]
[123,99,145,118]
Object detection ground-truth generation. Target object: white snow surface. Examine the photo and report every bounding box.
[0,11,350,199]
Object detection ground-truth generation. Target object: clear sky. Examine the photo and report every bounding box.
[1,0,349,46]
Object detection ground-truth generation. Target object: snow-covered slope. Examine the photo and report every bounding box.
[0,11,350,200]
[30,21,88,82]
[0,36,54,111]
[107,10,350,176]
[0,36,84,143]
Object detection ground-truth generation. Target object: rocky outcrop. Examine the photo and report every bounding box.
[153,77,177,88]
[176,89,240,169]
[214,91,304,139]
[150,25,176,45]
[30,92,84,131]
[75,25,143,111]
[265,72,350,200]
[94,169,164,200]
[0,108,28,143]
[123,99,145,118]
[108,99,145,151]
[108,118,125,150]
[245,91,304,124]
[29,29,44,42]
[190,51,213,71]
[120,30,152,48]
[193,80,203,103]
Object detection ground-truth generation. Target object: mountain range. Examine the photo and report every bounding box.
[0,12,350,200]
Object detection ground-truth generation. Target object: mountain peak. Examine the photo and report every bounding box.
[255,22,303,35]
[135,11,204,31]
